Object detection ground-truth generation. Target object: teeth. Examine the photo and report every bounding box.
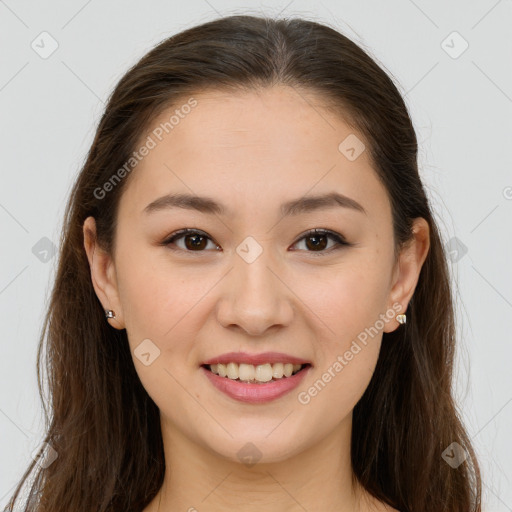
[208,362,303,383]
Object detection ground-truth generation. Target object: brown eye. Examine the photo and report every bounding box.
[163,229,219,252]
[292,229,350,255]
[183,233,208,250]
[304,233,329,251]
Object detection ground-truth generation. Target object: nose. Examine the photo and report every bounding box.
[215,245,294,337]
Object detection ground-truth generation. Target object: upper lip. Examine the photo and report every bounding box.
[201,351,312,366]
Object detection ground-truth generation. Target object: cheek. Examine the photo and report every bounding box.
[299,257,389,397]
[115,250,205,410]
[115,244,220,370]
[114,236,190,333]
[301,269,386,413]
[301,259,390,341]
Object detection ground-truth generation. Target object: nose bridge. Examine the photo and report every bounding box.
[235,236,275,293]
[217,235,292,334]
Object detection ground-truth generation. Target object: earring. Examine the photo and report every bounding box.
[396,313,406,325]
[105,309,116,319]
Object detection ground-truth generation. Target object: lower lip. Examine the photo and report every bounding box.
[201,365,311,403]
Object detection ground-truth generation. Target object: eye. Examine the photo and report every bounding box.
[161,228,220,253]
[161,228,352,255]
[291,228,352,255]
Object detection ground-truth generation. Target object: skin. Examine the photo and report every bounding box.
[83,85,429,511]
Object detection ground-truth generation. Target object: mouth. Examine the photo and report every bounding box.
[201,362,312,384]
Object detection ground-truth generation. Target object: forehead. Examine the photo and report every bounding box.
[119,86,390,223]
[146,86,357,157]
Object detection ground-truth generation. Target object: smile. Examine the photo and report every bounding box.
[204,362,306,383]
[201,363,312,403]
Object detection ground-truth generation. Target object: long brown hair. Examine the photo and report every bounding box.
[6,14,481,511]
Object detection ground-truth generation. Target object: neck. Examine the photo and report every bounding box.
[152,412,369,512]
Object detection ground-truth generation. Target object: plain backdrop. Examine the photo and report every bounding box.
[1,0,511,510]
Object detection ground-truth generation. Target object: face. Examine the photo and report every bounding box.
[86,85,425,464]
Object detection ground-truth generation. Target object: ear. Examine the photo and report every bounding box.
[384,217,430,333]
[83,216,125,330]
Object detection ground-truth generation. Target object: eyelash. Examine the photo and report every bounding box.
[160,228,352,256]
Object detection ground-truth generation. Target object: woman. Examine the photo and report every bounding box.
[6,14,481,512]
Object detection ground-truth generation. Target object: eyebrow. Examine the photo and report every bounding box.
[143,191,367,217]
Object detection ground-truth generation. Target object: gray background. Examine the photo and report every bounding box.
[1,0,511,509]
